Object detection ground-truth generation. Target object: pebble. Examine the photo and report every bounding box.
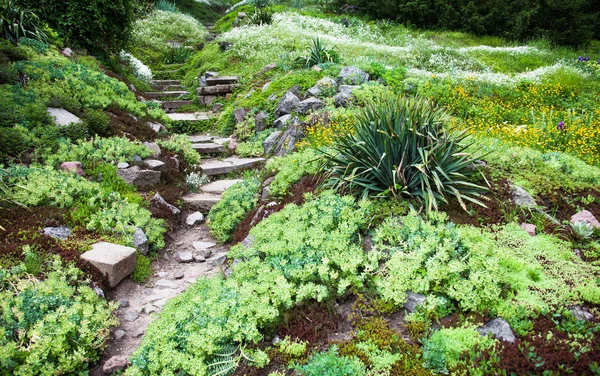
[157,271,169,278]
[118,299,130,308]
[174,271,184,279]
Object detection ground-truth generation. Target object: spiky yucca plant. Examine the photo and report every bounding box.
[297,37,340,68]
[0,0,47,45]
[322,95,488,212]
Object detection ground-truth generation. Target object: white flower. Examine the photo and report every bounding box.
[120,51,153,83]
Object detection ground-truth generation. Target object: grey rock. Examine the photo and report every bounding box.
[218,41,232,51]
[274,91,300,118]
[272,335,282,345]
[267,94,277,102]
[211,252,228,267]
[81,242,137,288]
[117,162,129,169]
[297,97,324,114]
[510,185,537,208]
[212,103,223,112]
[43,226,71,240]
[261,186,270,201]
[147,122,166,133]
[570,305,594,321]
[123,310,139,322]
[174,271,184,279]
[199,76,207,87]
[193,253,206,262]
[155,279,178,289]
[186,211,205,226]
[262,81,271,92]
[192,241,216,252]
[133,155,142,163]
[175,251,194,263]
[144,142,161,158]
[404,292,426,313]
[334,85,359,108]
[477,318,516,343]
[117,166,161,187]
[143,159,166,172]
[133,328,145,338]
[307,77,337,97]
[337,66,369,86]
[242,235,255,248]
[114,329,126,340]
[263,131,282,155]
[244,88,255,98]
[157,271,168,278]
[61,47,73,57]
[205,71,219,78]
[273,114,292,130]
[151,193,180,215]
[93,285,105,298]
[263,177,274,187]
[132,227,149,255]
[260,62,277,74]
[255,111,269,132]
[362,235,373,252]
[129,84,137,92]
[274,118,304,156]
[233,108,246,123]
[47,107,82,127]
[103,355,129,374]
[118,299,130,308]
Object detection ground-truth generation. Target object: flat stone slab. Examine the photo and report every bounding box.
[191,143,225,153]
[47,107,82,127]
[167,112,210,121]
[81,242,137,288]
[155,279,178,289]
[188,135,215,143]
[199,157,265,176]
[145,91,189,98]
[212,138,232,145]
[200,179,243,194]
[150,80,181,86]
[161,100,195,110]
[206,76,240,86]
[181,193,222,211]
[143,159,166,170]
[192,241,217,251]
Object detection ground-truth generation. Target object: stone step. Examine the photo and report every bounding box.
[167,112,210,121]
[191,143,226,154]
[199,157,265,176]
[151,80,181,86]
[145,91,189,99]
[181,193,222,211]
[188,135,215,143]
[197,84,240,95]
[206,76,240,86]
[150,84,184,91]
[200,179,243,194]
[162,100,195,110]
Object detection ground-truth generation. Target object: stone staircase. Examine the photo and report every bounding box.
[181,134,265,211]
[197,75,240,106]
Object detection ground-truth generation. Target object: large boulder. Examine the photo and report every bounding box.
[117,166,161,187]
[336,66,369,86]
[334,85,360,108]
[81,242,137,288]
[297,97,324,115]
[263,131,282,155]
[47,107,82,127]
[274,118,304,156]
[477,318,516,343]
[273,114,292,129]
[274,91,300,118]
[255,111,269,132]
[307,77,338,97]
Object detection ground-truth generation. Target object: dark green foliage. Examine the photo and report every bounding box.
[322,95,487,213]
[0,0,47,45]
[19,0,136,53]
[347,0,600,46]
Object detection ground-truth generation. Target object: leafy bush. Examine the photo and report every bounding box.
[129,192,372,375]
[0,259,117,375]
[297,37,340,68]
[265,148,323,197]
[20,0,136,53]
[296,346,367,376]
[8,166,166,250]
[0,0,47,45]
[157,134,200,164]
[208,177,260,243]
[43,136,152,168]
[322,95,487,212]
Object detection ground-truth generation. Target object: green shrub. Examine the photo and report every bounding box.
[0,0,47,45]
[266,148,322,197]
[157,134,200,164]
[296,346,367,376]
[208,176,260,243]
[131,254,153,282]
[8,165,166,250]
[322,95,487,213]
[20,0,136,54]
[43,136,151,169]
[0,259,118,375]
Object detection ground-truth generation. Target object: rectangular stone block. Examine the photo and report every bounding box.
[81,242,137,288]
